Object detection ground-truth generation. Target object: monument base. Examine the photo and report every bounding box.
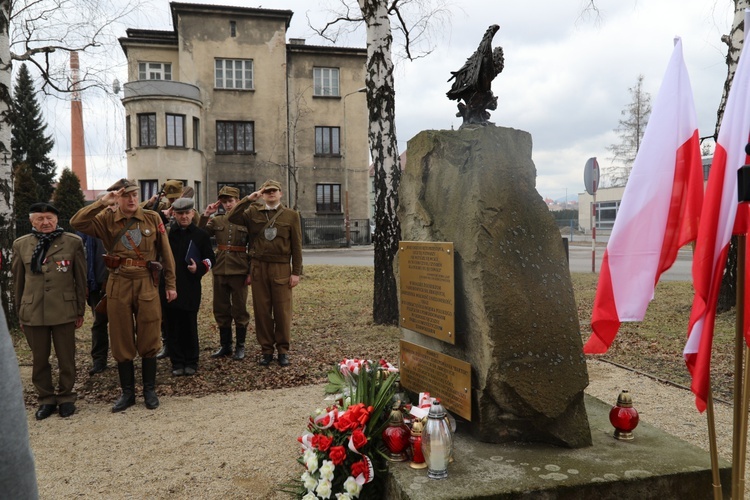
[385,395,730,499]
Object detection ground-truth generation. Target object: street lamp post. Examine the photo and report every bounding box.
[342,86,366,247]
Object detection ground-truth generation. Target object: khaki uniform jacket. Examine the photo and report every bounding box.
[70,200,177,290]
[227,199,302,275]
[12,232,86,326]
[198,214,251,275]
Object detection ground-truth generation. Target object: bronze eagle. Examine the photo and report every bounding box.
[447,24,504,127]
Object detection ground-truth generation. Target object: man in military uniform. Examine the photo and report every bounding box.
[71,179,177,412]
[227,180,302,367]
[12,202,86,419]
[199,186,252,360]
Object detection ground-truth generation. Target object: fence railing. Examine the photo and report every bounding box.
[301,217,372,248]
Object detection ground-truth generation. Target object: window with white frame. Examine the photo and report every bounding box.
[166,114,186,147]
[138,62,172,80]
[138,113,156,147]
[140,180,159,201]
[313,67,340,96]
[216,121,254,153]
[215,59,253,89]
[315,126,340,155]
[316,184,341,213]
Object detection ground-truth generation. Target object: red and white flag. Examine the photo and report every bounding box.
[584,38,703,354]
[685,23,750,412]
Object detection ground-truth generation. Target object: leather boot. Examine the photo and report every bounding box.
[112,361,136,413]
[142,357,159,410]
[211,327,233,358]
[232,325,247,360]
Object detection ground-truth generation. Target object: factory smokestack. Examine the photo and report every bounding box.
[70,51,87,191]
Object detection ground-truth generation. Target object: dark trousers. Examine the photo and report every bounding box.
[165,308,199,370]
[87,288,109,364]
[23,323,77,404]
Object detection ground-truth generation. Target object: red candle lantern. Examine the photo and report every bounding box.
[409,419,427,469]
[382,407,410,461]
[609,389,639,440]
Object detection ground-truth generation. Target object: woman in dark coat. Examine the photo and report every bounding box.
[164,198,216,376]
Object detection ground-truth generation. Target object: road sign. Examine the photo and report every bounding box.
[584,157,600,195]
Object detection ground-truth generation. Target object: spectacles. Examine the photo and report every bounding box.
[263,188,279,194]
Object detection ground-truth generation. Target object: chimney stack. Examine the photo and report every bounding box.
[70,51,87,191]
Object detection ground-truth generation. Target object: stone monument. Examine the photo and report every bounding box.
[398,125,592,448]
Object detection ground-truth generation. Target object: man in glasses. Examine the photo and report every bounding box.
[227,180,302,366]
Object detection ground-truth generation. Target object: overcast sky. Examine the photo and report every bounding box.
[43,0,735,202]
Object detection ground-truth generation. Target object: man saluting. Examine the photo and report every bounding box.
[71,179,177,412]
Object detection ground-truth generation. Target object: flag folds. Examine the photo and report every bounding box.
[584,38,703,354]
[685,29,750,412]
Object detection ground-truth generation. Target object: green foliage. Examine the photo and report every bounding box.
[11,63,56,201]
[12,162,39,217]
[551,208,578,222]
[52,168,86,220]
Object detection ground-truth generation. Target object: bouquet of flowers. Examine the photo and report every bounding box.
[293,359,399,499]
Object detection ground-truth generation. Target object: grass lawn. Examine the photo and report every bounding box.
[10,267,737,404]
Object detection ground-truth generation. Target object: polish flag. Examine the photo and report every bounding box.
[584,38,703,354]
[685,18,750,411]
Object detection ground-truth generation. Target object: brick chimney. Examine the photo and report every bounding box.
[70,51,87,190]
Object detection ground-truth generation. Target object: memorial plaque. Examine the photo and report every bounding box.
[399,241,455,344]
[399,340,471,421]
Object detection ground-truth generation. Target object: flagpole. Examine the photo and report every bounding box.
[733,234,747,498]
[707,389,724,500]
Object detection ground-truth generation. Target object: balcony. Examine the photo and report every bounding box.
[122,80,202,104]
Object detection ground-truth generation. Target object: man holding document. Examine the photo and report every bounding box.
[165,197,216,376]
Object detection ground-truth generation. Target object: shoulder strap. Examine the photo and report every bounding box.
[106,217,138,254]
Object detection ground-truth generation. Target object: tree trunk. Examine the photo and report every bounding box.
[0,0,14,328]
[359,0,401,325]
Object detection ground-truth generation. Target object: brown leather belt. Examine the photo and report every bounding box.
[217,244,246,252]
[120,258,149,268]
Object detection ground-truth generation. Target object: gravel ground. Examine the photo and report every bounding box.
[25,359,741,498]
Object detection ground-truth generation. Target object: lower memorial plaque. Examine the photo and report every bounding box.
[399,340,471,421]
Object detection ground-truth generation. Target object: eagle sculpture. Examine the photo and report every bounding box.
[447,24,504,127]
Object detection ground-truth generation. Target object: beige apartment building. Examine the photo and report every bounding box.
[118,2,370,243]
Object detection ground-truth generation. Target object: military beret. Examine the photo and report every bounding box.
[164,180,184,200]
[260,179,282,193]
[218,186,240,199]
[29,202,59,215]
[171,197,194,212]
[107,178,139,193]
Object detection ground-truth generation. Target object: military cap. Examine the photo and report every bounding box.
[260,180,282,193]
[171,197,194,212]
[164,180,184,200]
[107,178,139,193]
[218,186,240,199]
[29,202,59,215]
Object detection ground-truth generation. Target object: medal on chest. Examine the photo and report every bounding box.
[264,212,277,241]
[56,260,71,272]
[122,227,142,249]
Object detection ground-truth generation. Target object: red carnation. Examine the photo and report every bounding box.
[329,445,347,466]
[351,429,367,450]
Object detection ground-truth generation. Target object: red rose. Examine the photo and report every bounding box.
[334,414,357,432]
[351,429,367,450]
[351,459,368,480]
[329,445,347,466]
[313,434,333,452]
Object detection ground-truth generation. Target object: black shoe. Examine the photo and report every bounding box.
[58,402,76,418]
[88,362,107,375]
[184,366,196,376]
[278,354,290,367]
[112,361,136,413]
[259,354,273,366]
[232,345,245,360]
[35,404,56,420]
[112,393,136,412]
[142,357,159,410]
[172,368,185,376]
[156,345,169,360]
[211,345,233,358]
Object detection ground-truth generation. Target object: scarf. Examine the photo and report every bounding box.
[30,227,65,274]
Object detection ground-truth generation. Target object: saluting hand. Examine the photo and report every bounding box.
[204,201,221,217]
[187,258,197,274]
[247,190,262,202]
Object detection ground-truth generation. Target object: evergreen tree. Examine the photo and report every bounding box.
[13,162,39,223]
[52,168,86,223]
[11,63,57,201]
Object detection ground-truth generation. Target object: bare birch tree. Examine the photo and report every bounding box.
[0,0,143,326]
[313,0,449,325]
